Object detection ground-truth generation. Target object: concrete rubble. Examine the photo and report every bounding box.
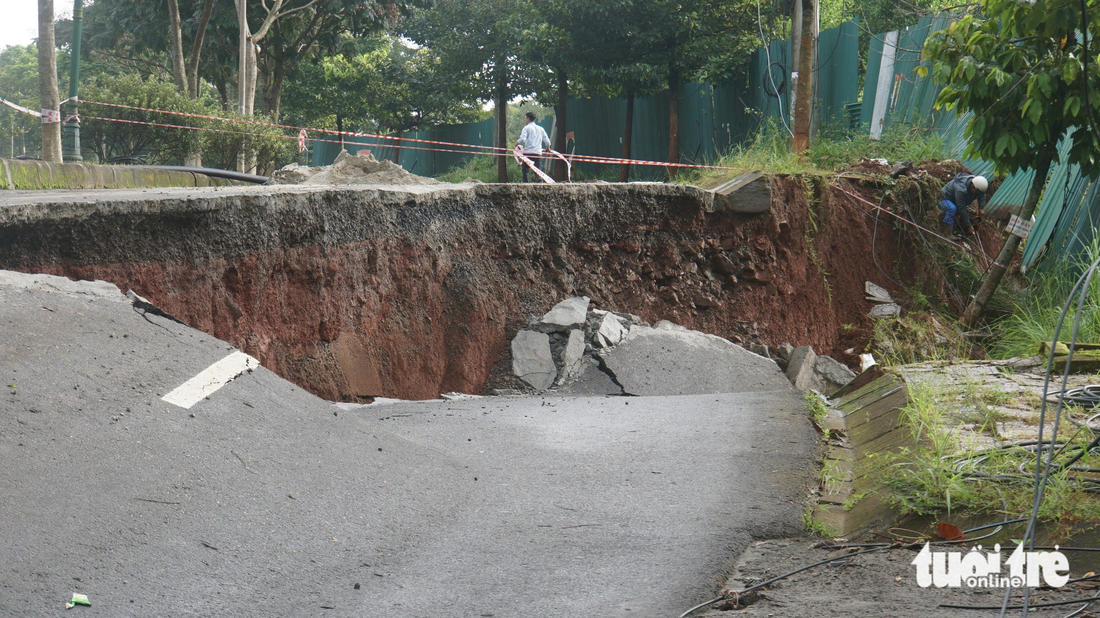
[509,296,857,396]
[865,280,902,319]
[510,330,557,390]
[269,149,440,186]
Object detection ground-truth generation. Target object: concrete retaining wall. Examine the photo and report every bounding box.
[1,159,234,190]
[814,368,911,536]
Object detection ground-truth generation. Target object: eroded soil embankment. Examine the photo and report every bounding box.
[0,181,924,401]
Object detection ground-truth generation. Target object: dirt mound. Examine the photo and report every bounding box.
[270,149,440,186]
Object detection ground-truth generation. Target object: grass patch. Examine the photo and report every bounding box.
[991,241,1100,359]
[804,390,831,439]
[880,382,1100,523]
[870,312,969,366]
[681,118,950,185]
[804,507,840,538]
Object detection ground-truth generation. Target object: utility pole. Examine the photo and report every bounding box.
[62,0,83,162]
[792,0,815,152]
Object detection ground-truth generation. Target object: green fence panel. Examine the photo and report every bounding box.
[816,20,860,128]
[860,34,886,127]
[1023,136,1088,266]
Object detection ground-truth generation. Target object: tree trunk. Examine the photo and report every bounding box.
[960,155,1054,326]
[495,73,508,183]
[166,0,188,93]
[619,90,635,182]
[187,0,216,98]
[553,67,568,181]
[792,0,815,152]
[244,42,259,116]
[667,65,680,178]
[391,132,401,164]
[37,0,61,163]
[216,76,229,110]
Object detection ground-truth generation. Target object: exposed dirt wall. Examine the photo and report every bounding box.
[1,180,937,401]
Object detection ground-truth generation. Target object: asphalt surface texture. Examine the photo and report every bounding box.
[0,271,816,617]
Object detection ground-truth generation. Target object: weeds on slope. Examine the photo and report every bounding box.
[880,382,1100,524]
[436,119,949,184]
[991,240,1100,359]
[681,119,949,183]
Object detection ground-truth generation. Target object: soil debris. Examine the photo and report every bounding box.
[269,149,441,186]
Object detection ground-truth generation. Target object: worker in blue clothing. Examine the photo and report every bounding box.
[939,173,988,238]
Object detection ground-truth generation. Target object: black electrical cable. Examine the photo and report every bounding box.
[963,518,1029,533]
[896,191,969,311]
[946,595,1100,611]
[1001,251,1100,618]
[1054,385,1100,409]
[678,517,1042,617]
[1061,589,1100,618]
[677,547,889,617]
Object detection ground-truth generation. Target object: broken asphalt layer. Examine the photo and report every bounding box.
[0,272,816,617]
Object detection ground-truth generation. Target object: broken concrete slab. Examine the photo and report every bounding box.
[786,346,818,390]
[814,355,858,393]
[870,303,902,318]
[601,324,792,396]
[865,281,893,303]
[696,171,772,214]
[511,330,556,390]
[556,358,624,396]
[595,312,627,348]
[558,329,587,385]
[776,343,794,363]
[540,296,590,330]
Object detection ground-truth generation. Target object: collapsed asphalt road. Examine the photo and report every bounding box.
[0,271,816,617]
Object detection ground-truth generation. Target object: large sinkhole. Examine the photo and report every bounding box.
[0,180,930,401]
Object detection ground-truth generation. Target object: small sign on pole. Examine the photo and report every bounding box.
[1007,214,1032,239]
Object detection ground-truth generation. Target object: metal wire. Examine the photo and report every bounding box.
[1003,251,1100,618]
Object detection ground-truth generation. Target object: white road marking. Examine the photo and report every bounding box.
[162,351,259,409]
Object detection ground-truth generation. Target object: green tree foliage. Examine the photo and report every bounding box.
[0,45,44,158]
[282,36,484,138]
[404,0,536,180]
[78,73,295,172]
[924,2,1099,176]
[85,0,430,118]
[80,74,207,164]
[922,0,1100,323]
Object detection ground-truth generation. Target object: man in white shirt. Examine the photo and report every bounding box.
[515,112,551,182]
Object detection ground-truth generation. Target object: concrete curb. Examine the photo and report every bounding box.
[0,159,235,190]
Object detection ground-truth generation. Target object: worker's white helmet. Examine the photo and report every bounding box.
[972,176,989,192]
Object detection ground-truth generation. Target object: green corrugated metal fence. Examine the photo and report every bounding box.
[312,21,859,179]
[860,16,1094,268]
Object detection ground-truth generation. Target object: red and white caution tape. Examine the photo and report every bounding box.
[1,97,40,117]
[76,98,746,173]
[545,148,572,182]
[512,146,556,183]
[298,128,307,153]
